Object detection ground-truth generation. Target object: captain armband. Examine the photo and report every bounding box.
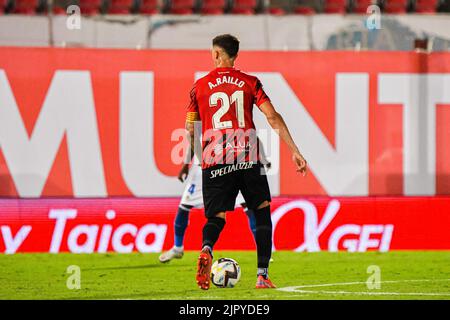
[186,112,200,123]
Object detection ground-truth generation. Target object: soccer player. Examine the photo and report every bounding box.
[185,34,307,290]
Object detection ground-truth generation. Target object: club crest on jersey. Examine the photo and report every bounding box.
[208,76,245,89]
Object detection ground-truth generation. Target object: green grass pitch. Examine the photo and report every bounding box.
[0,251,449,300]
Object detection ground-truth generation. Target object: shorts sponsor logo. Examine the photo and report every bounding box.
[209,161,255,179]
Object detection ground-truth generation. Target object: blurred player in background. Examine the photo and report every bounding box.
[185,34,307,290]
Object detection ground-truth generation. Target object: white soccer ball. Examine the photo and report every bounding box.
[210,258,241,288]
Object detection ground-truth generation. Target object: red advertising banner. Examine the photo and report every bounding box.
[0,197,448,253]
[1,48,450,197]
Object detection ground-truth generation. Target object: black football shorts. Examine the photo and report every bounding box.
[202,161,271,218]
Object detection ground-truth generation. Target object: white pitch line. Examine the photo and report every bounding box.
[277,279,450,297]
[282,290,450,297]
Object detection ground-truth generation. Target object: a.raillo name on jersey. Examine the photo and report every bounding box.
[208,76,245,89]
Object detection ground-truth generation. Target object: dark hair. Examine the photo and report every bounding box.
[212,34,240,59]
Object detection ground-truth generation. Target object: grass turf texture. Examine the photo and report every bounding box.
[0,251,449,300]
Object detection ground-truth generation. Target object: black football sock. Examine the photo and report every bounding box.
[202,216,226,252]
[254,205,272,278]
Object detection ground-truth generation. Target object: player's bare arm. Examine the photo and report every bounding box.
[178,123,198,183]
[183,114,201,182]
[259,101,307,176]
[176,121,193,183]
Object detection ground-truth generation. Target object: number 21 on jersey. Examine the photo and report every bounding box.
[209,91,245,129]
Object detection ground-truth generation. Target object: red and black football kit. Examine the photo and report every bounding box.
[186,67,272,217]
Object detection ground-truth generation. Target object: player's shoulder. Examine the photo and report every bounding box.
[195,70,217,83]
[191,71,215,91]
[234,69,260,84]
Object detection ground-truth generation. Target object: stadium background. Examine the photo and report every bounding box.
[1,1,450,255]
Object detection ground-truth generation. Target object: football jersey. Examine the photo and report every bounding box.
[186,67,271,169]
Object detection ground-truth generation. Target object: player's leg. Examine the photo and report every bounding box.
[201,211,226,253]
[236,193,257,240]
[158,204,192,263]
[174,204,192,249]
[241,203,257,240]
[245,208,257,240]
[196,210,227,290]
[253,201,276,288]
[196,165,238,290]
[196,210,227,289]
[241,202,274,263]
[239,162,276,288]
[159,165,203,263]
